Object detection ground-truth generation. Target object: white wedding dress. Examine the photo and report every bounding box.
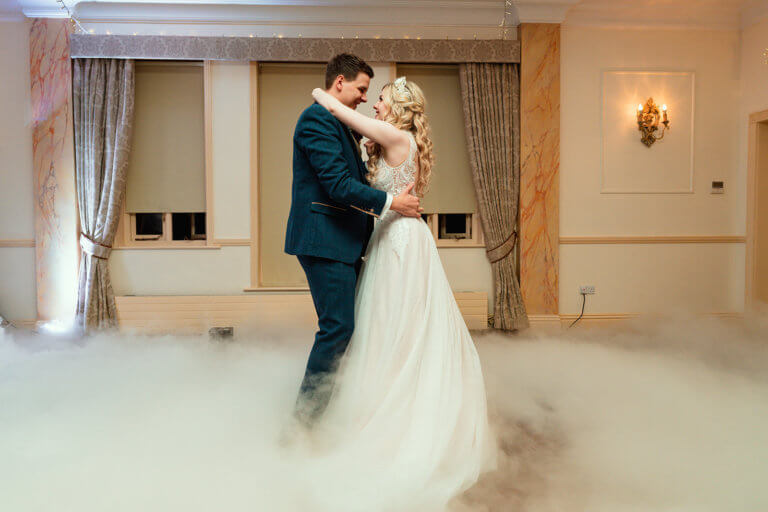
[312,132,496,511]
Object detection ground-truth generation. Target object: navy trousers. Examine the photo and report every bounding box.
[295,255,360,424]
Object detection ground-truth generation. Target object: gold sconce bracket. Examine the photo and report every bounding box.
[636,97,670,147]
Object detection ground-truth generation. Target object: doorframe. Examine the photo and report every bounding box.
[746,109,768,309]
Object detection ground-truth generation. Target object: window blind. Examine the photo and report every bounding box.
[125,61,206,213]
[396,64,477,214]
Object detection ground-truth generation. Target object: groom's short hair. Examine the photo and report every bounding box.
[325,53,374,89]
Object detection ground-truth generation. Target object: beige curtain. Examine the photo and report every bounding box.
[73,59,135,333]
[459,63,528,331]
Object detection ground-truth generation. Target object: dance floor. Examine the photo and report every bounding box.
[1,314,767,512]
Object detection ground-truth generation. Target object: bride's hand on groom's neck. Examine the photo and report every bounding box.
[312,88,336,112]
[390,183,423,218]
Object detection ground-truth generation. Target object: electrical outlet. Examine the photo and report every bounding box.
[579,285,595,295]
[209,326,234,340]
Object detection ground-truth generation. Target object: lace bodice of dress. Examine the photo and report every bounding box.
[370,131,417,197]
[366,131,420,258]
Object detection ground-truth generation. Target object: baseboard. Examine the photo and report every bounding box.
[3,319,37,329]
[529,312,745,330]
[526,314,562,329]
[115,292,489,334]
[0,239,35,248]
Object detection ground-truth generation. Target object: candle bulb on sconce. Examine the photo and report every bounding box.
[636,97,670,147]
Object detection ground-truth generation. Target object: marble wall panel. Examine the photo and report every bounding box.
[519,23,560,315]
[30,18,79,322]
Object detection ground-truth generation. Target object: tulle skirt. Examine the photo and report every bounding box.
[310,213,496,511]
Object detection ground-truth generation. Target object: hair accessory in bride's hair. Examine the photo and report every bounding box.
[393,76,411,99]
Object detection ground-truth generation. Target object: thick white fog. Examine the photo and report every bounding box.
[1,314,767,512]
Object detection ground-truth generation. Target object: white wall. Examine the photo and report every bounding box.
[210,61,251,240]
[110,246,251,295]
[0,20,37,322]
[560,26,744,314]
[110,62,254,296]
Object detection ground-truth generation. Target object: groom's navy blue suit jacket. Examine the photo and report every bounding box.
[285,103,388,264]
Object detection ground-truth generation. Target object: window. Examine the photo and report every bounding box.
[117,60,209,247]
[439,213,472,240]
[396,64,483,247]
[126,212,207,243]
[421,213,485,248]
[172,213,207,241]
[134,213,163,240]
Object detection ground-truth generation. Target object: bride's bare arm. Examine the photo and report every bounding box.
[312,88,409,150]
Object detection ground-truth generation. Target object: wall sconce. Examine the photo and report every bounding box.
[636,97,669,147]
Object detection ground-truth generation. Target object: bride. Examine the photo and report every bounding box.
[307,77,495,510]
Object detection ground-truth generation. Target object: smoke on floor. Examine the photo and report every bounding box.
[1,313,767,512]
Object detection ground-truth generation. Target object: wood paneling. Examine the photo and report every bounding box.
[115,291,488,334]
[560,236,746,244]
[0,239,35,247]
[747,109,768,308]
[527,312,744,330]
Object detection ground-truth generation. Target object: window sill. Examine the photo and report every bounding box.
[435,241,486,248]
[243,286,310,292]
[113,243,221,250]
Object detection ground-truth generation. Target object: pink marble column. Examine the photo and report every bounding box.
[519,23,560,316]
[30,18,79,323]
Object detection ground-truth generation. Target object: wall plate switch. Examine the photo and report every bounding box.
[579,285,596,295]
[711,181,725,194]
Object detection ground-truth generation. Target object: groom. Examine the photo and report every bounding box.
[285,53,422,425]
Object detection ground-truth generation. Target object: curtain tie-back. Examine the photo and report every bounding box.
[486,230,517,264]
[80,233,112,260]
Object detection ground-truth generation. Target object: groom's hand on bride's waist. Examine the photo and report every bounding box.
[390,183,423,218]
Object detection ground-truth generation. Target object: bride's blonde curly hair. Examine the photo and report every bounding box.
[366,79,434,197]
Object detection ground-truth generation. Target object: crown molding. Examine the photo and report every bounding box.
[20,0,761,32]
[66,1,517,38]
[19,0,509,31]
[21,9,67,17]
[71,1,505,25]
[561,20,742,32]
[563,0,745,31]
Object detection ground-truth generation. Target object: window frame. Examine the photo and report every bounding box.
[114,60,216,250]
[422,212,485,248]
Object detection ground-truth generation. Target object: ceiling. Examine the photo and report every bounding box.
[1,0,766,30]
